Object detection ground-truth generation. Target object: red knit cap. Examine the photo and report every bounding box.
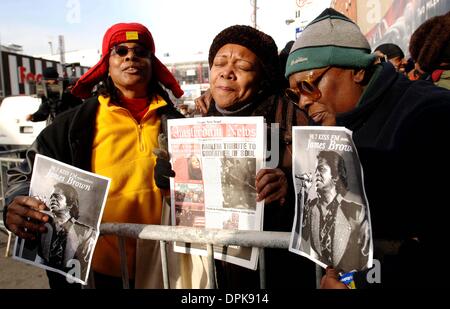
[72,22,183,99]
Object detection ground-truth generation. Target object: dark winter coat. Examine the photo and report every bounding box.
[337,62,450,287]
[3,95,182,220]
[207,93,316,288]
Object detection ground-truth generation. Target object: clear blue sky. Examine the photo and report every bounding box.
[0,0,329,61]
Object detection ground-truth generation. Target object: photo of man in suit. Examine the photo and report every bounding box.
[299,150,370,273]
[39,183,96,277]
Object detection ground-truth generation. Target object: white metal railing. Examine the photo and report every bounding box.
[100,223,296,289]
[0,152,322,288]
[0,153,25,257]
[1,153,24,208]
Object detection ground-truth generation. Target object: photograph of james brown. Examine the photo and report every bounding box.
[15,182,97,280]
[13,155,110,285]
[290,128,372,273]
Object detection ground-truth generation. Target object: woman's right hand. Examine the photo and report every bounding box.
[5,196,49,240]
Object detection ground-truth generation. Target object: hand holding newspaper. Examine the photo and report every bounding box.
[167,116,265,270]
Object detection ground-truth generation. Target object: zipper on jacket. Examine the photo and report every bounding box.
[117,108,146,153]
[138,123,145,152]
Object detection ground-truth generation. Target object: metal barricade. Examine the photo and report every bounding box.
[1,156,23,207]
[0,151,25,257]
[0,151,323,287]
[100,223,293,289]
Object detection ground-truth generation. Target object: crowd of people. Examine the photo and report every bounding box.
[2,8,450,289]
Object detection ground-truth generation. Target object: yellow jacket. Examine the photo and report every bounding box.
[91,95,167,278]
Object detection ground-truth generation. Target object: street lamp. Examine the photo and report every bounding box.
[285,19,295,25]
[48,41,54,55]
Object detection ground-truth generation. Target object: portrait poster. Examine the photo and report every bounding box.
[13,154,111,285]
[289,127,373,273]
[167,116,265,270]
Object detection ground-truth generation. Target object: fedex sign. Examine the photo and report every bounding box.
[18,66,43,84]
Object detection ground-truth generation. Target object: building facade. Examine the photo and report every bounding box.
[162,53,210,115]
[331,0,450,55]
[0,48,89,98]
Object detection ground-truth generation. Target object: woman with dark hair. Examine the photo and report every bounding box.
[208,25,314,289]
[374,43,407,73]
[158,25,313,288]
[187,154,202,180]
[408,12,450,88]
[3,22,183,288]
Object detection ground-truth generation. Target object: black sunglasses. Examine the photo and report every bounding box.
[111,45,149,58]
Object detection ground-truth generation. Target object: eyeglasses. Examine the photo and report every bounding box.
[285,66,331,104]
[111,45,149,58]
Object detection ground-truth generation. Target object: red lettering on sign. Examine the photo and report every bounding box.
[18,66,43,84]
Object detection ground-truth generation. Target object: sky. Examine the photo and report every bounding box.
[0,0,330,65]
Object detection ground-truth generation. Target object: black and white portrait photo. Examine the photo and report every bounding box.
[13,155,110,285]
[290,128,372,273]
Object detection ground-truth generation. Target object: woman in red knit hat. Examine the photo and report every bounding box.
[3,22,184,288]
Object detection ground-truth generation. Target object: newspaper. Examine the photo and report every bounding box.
[13,154,111,285]
[167,116,265,270]
[289,127,373,273]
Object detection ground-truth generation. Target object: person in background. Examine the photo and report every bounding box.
[279,40,295,88]
[26,67,83,124]
[157,25,314,288]
[374,43,407,73]
[408,11,450,89]
[403,57,415,76]
[285,8,450,288]
[3,22,183,289]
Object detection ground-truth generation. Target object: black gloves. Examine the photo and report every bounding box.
[154,158,175,189]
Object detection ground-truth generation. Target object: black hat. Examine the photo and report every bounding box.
[374,43,405,60]
[42,67,59,80]
[208,25,282,91]
[279,40,295,70]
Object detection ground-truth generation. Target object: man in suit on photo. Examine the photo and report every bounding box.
[39,183,96,279]
[300,150,370,273]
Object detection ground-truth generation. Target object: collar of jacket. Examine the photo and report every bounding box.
[336,64,396,128]
[67,97,98,170]
[67,96,183,171]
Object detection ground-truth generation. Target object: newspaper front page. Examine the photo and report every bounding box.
[289,127,373,273]
[13,154,111,285]
[168,116,265,270]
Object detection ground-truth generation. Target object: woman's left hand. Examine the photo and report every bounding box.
[255,168,288,205]
[194,89,212,116]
